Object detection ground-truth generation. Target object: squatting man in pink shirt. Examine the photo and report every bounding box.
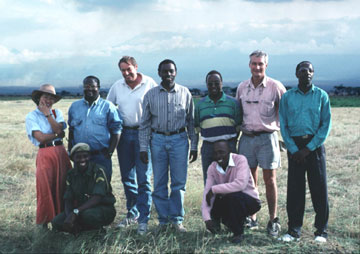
[201,140,261,244]
[236,50,286,236]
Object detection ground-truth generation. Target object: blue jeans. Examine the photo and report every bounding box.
[91,153,112,182]
[151,132,189,225]
[201,139,237,185]
[117,129,152,223]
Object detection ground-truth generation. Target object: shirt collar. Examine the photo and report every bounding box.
[160,83,178,93]
[215,153,235,174]
[205,92,226,103]
[295,84,315,95]
[73,162,95,176]
[248,76,267,88]
[82,96,100,106]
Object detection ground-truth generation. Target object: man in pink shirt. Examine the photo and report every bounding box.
[202,140,261,244]
[236,50,286,237]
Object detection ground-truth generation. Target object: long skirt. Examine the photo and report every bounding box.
[35,145,71,224]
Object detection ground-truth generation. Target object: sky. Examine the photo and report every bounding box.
[0,0,359,89]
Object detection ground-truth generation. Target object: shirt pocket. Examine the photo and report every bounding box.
[70,119,82,128]
[92,115,107,127]
[259,99,275,117]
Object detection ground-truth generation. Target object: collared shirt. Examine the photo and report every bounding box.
[107,73,158,127]
[236,76,286,132]
[139,83,196,151]
[201,153,260,221]
[215,152,236,174]
[279,84,332,154]
[195,93,242,145]
[64,162,116,206]
[25,108,66,146]
[68,97,122,151]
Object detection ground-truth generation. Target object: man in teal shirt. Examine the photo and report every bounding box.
[278,61,331,243]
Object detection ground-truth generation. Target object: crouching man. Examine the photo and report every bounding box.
[52,143,116,234]
[201,140,261,243]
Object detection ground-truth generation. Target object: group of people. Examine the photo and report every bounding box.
[25,50,331,244]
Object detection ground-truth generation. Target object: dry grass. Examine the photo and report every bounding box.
[0,99,359,253]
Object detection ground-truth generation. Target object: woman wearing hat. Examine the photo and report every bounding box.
[25,84,72,227]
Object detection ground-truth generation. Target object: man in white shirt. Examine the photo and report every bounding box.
[107,56,157,235]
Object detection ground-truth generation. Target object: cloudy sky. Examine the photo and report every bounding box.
[1,0,359,88]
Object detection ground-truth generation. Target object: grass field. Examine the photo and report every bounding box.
[0,99,359,253]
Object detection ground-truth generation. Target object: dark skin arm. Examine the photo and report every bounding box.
[33,130,65,144]
[189,150,197,163]
[103,133,121,159]
[68,129,74,153]
[206,189,214,206]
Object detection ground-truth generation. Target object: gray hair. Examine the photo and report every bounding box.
[249,50,268,64]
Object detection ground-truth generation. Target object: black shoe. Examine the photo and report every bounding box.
[231,234,244,244]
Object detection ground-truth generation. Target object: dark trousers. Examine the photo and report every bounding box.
[52,205,116,232]
[210,191,261,235]
[286,137,329,237]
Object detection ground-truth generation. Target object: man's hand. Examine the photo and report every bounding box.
[58,130,65,139]
[140,151,149,164]
[292,147,310,163]
[206,189,214,206]
[102,148,113,160]
[189,150,197,163]
[63,212,77,232]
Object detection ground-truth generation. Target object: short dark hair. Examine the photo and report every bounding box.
[118,56,137,67]
[296,61,313,72]
[158,59,177,72]
[83,75,100,87]
[206,70,223,83]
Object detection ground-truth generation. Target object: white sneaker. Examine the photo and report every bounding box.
[314,236,327,243]
[278,233,300,242]
[137,223,148,235]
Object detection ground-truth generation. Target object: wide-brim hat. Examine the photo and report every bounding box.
[31,84,62,105]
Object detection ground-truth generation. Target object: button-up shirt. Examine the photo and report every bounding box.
[236,76,286,132]
[194,92,242,144]
[106,73,158,127]
[68,97,122,151]
[26,108,65,146]
[279,84,332,154]
[139,83,196,151]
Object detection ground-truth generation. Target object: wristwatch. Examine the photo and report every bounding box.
[73,208,79,216]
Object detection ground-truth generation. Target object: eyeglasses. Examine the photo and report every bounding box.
[83,84,99,89]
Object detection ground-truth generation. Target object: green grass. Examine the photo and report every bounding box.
[0,99,359,253]
[329,96,360,107]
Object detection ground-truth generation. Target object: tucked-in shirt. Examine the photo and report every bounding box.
[139,83,196,151]
[68,97,122,151]
[236,76,286,132]
[194,93,242,145]
[279,85,332,154]
[106,73,158,127]
[64,162,116,206]
[25,108,66,146]
[201,153,260,221]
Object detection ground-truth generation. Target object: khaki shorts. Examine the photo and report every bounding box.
[238,131,281,169]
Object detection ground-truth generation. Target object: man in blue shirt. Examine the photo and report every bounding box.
[278,61,331,243]
[68,76,122,181]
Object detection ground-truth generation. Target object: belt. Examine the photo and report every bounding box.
[123,125,139,130]
[90,149,103,155]
[203,137,238,144]
[243,130,274,137]
[292,134,314,140]
[152,127,186,136]
[39,140,63,149]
